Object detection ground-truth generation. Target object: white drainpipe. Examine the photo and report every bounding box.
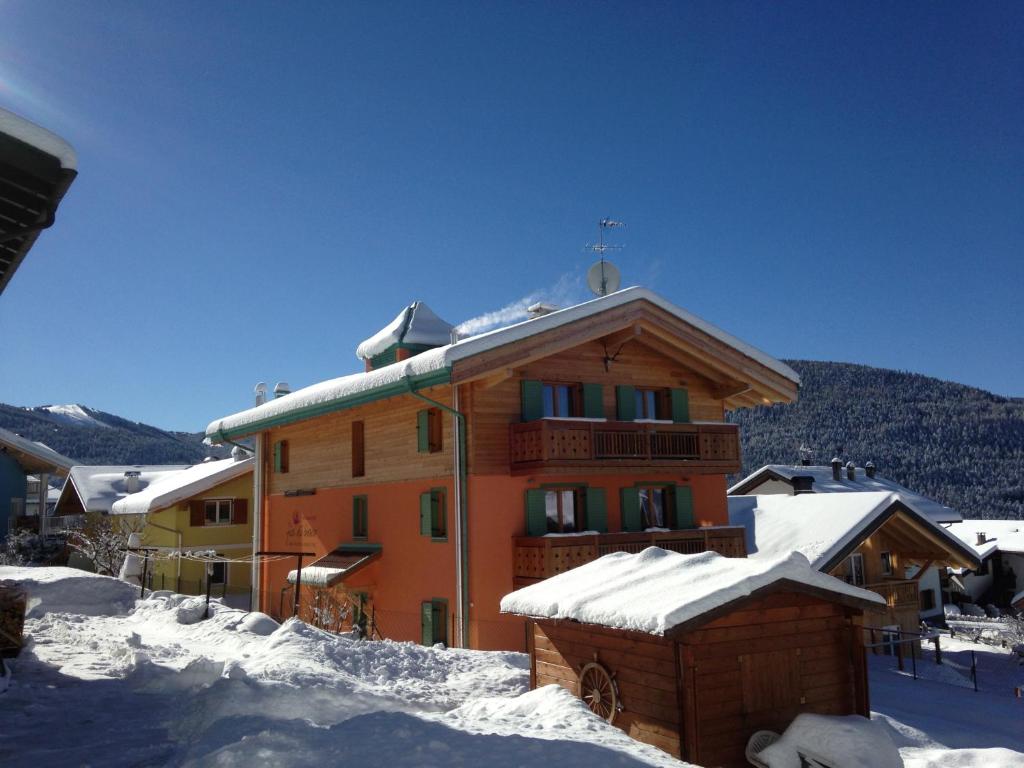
[251,432,264,611]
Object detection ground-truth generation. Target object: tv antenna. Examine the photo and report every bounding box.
[585,218,624,296]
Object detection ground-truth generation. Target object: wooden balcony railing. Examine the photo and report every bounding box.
[863,580,919,609]
[513,527,748,587]
[509,419,741,473]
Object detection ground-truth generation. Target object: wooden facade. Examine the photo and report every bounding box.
[529,587,871,768]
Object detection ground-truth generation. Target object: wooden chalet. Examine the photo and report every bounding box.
[501,547,884,767]
[728,492,980,635]
[0,107,77,297]
[0,427,74,539]
[205,287,799,650]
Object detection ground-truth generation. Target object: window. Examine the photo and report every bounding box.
[542,382,581,418]
[417,408,443,453]
[634,388,670,420]
[421,598,448,646]
[420,488,446,539]
[637,485,671,528]
[920,589,936,611]
[209,561,226,585]
[880,551,894,577]
[845,553,866,586]
[204,499,233,525]
[273,440,289,473]
[543,488,586,534]
[353,495,368,539]
[352,421,365,477]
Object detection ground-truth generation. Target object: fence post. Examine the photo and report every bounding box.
[933,635,942,665]
[911,638,917,680]
[896,635,904,671]
[971,650,978,692]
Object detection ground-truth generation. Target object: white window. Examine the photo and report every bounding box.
[846,553,866,586]
[204,499,233,525]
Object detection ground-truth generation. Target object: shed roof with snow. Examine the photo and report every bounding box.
[728,464,962,524]
[55,465,190,515]
[727,492,980,572]
[500,547,883,637]
[206,287,801,444]
[110,456,253,516]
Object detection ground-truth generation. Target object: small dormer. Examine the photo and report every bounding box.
[356,301,454,371]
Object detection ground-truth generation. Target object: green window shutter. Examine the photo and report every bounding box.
[421,601,433,645]
[521,380,543,422]
[419,492,433,536]
[674,485,695,529]
[416,409,430,453]
[525,489,548,536]
[671,388,690,423]
[616,385,636,421]
[620,487,642,531]
[585,487,608,533]
[582,383,604,419]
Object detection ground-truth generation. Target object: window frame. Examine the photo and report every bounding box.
[352,495,368,539]
[427,488,447,540]
[541,381,583,418]
[209,560,227,585]
[634,387,671,421]
[541,486,587,534]
[846,553,866,586]
[880,551,894,577]
[273,440,289,473]
[352,420,365,477]
[204,498,233,526]
[636,483,674,529]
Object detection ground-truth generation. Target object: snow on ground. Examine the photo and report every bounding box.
[2,566,1023,768]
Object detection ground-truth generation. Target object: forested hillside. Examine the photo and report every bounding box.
[0,403,225,465]
[729,361,1024,520]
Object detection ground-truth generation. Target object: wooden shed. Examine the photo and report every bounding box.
[500,547,885,768]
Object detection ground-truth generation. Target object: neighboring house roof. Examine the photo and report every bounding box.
[110,456,254,516]
[56,465,190,515]
[728,464,962,524]
[0,107,78,296]
[946,519,1024,560]
[355,301,454,361]
[0,427,74,475]
[206,287,800,443]
[727,492,980,573]
[499,547,883,637]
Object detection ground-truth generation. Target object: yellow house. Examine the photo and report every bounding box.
[111,452,254,603]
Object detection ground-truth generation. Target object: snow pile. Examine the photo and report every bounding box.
[902,748,1024,768]
[355,301,455,361]
[757,714,903,768]
[500,547,883,635]
[0,566,137,618]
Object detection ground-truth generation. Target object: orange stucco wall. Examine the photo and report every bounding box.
[466,471,728,650]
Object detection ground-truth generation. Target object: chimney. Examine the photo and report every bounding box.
[791,475,815,494]
[865,460,876,479]
[527,302,558,318]
[976,532,987,546]
[231,445,248,462]
[254,382,268,406]
[846,461,856,481]
[831,457,842,481]
[274,382,291,399]
[124,470,141,493]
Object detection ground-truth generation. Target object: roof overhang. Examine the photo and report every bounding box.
[286,544,381,588]
[0,432,74,476]
[0,110,77,296]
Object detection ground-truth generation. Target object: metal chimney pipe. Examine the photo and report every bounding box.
[831,457,842,482]
[865,460,876,479]
[846,461,856,481]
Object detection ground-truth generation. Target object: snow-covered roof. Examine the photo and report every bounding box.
[946,519,1024,560]
[0,107,77,169]
[207,286,799,441]
[110,456,253,516]
[499,547,883,636]
[729,465,962,524]
[60,465,191,515]
[0,426,75,473]
[355,301,454,361]
[727,492,979,571]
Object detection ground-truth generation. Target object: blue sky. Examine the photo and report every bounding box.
[1,2,1021,431]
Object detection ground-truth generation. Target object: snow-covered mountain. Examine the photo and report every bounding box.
[0,401,229,465]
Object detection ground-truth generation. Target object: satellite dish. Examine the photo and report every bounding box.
[587,260,621,297]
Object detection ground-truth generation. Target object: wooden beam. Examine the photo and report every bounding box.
[600,323,643,349]
[910,560,935,581]
[711,380,752,400]
[476,367,515,391]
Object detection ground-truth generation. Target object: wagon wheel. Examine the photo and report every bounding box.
[578,661,618,723]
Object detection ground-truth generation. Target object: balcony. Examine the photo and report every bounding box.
[509,419,741,474]
[864,579,919,609]
[513,527,748,587]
